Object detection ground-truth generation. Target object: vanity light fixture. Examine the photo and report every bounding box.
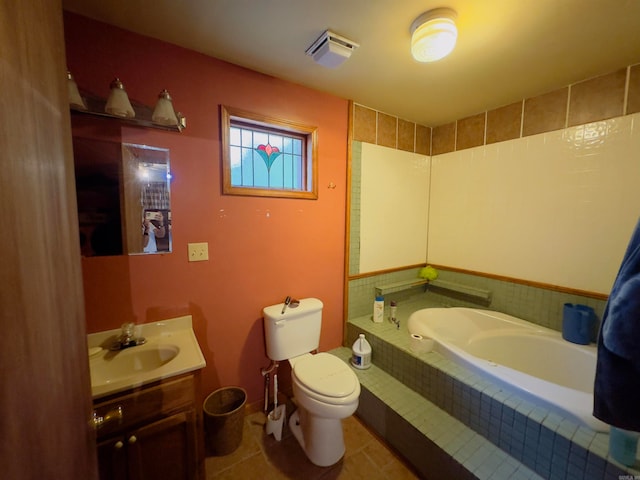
[152,89,179,127]
[67,71,87,110]
[105,78,135,118]
[68,73,186,131]
[410,7,458,62]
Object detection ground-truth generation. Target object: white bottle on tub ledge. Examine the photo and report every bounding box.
[373,296,384,323]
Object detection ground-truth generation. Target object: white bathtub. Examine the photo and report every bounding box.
[407,307,608,432]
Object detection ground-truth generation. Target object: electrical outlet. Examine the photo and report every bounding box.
[188,242,209,262]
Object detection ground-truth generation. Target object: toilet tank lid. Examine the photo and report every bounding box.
[263,297,323,322]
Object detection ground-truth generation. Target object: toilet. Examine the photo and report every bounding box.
[263,297,361,467]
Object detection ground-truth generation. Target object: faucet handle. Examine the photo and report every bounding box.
[120,322,135,338]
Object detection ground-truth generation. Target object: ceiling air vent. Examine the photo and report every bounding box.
[305,30,359,68]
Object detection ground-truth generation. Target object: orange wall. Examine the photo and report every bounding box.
[64,12,349,404]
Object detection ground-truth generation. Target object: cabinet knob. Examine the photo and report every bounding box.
[128,435,137,444]
[114,441,124,450]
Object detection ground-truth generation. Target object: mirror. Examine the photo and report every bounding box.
[73,137,172,256]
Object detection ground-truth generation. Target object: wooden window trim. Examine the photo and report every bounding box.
[221,105,318,199]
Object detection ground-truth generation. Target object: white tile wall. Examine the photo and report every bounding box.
[428,112,640,294]
[359,143,430,273]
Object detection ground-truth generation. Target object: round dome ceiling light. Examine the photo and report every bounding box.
[410,7,458,63]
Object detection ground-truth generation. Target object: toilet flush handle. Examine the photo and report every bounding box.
[281,296,292,314]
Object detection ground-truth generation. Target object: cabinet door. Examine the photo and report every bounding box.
[127,410,197,480]
[97,437,127,480]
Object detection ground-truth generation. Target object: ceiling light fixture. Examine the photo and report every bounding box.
[410,7,458,62]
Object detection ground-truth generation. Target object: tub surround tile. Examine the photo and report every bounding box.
[542,412,563,432]
[348,142,361,275]
[355,63,637,162]
[333,346,539,479]
[348,268,607,337]
[568,69,626,126]
[377,112,397,148]
[628,64,640,115]
[584,461,606,480]
[353,104,376,143]
[568,442,588,468]
[523,88,569,136]
[397,118,415,152]
[586,449,607,472]
[352,104,430,155]
[529,407,549,423]
[486,102,523,144]
[415,124,431,155]
[556,419,579,440]
[464,443,495,474]
[432,122,456,154]
[345,306,636,479]
[456,113,486,150]
[536,443,554,475]
[491,461,520,479]
[589,432,610,457]
[572,427,596,451]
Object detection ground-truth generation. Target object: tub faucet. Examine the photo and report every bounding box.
[110,322,146,350]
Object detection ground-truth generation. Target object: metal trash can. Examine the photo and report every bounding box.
[203,386,247,456]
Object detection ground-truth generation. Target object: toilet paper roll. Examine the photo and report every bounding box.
[410,333,434,353]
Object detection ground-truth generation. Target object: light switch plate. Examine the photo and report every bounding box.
[188,242,209,262]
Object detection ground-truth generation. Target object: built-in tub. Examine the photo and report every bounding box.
[407,307,608,432]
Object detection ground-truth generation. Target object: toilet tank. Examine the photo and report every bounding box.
[263,298,323,361]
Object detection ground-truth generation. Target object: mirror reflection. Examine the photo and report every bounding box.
[73,138,172,256]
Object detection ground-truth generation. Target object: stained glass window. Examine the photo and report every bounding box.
[221,106,318,199]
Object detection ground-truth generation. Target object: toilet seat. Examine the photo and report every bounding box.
[292,352,358,402]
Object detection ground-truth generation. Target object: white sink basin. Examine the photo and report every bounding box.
[110,345,180,371]
[88,316,206,399]
[90,344,180,385]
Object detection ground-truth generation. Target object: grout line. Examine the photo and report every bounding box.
[375,111,379,145]
[454,118,458,151]
[519,99,525,138]
[483,111,488,146]
[623,65,631,116]
[565,84,572,129]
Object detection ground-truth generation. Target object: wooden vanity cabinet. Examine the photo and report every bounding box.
[94,373,203,480]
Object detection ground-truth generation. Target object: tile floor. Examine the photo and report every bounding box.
[205,409,420,479]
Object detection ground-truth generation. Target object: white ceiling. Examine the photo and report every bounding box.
[62,0,640,127]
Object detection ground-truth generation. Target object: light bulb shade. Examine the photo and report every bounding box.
[152,89,179,126]
[105,78,135,118]
[410,8,458,62]
[67,71,87,110]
